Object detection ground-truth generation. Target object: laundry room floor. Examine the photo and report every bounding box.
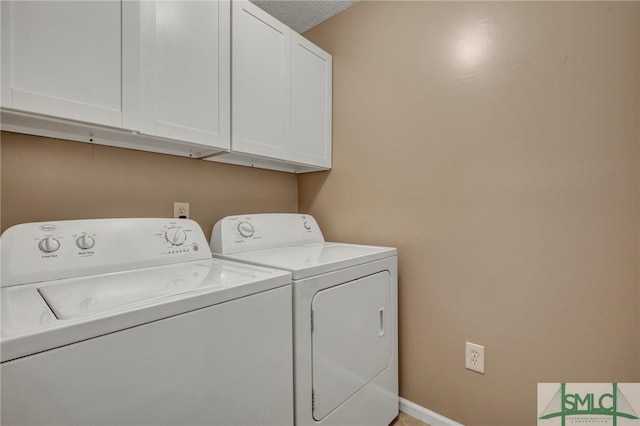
[389,412,430,426]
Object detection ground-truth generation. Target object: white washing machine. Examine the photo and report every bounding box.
[1,218,293,426]
[210,213,398,426]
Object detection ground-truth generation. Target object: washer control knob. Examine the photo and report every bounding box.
[39,236,61,253]
[165,228,187,246]
[76,233,95,250]
[303,221,311,230]
[238,222,254,238]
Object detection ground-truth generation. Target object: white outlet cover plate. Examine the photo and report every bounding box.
[466,342,485,374]
[173,202,190,219]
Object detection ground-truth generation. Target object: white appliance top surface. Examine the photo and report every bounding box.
[39,260,253,320]
[211,214,396,279]
[0,218,291,362]
[1,258,290,362]
[217,242,397,280]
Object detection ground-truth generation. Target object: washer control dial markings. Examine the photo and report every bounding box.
[76,233,95,250]
[237,222,255,238]
[38,236,60,253]
[165,227,187,246]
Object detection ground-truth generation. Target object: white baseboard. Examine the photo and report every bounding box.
[399,397,464,426]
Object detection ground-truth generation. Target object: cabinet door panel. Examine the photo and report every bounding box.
[232,1,291,159]
[140,0,230,149]
[3,1,124,127]
[291,34,332,168]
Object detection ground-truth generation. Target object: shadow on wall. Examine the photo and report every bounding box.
[0,131,299,236]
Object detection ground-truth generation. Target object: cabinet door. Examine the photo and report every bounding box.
[291,34,332,169]
[139,0,230,149]
[232,1,292,160]
[0,1,136,129]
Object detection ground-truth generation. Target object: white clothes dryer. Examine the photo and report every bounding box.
[1,218,293,426]
[211,213,398,426]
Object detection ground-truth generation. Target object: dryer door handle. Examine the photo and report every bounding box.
[378,307,385,337]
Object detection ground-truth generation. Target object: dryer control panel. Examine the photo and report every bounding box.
[1,218,211,287]
[211,214,324,254]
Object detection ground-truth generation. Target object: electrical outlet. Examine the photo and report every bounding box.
[173,202,190,219]
[466,342,485,374]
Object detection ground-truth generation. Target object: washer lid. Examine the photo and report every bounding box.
[38,262,253,319]
[1,258,291,362]
[219,242,397,280]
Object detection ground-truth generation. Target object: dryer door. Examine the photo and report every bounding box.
[311,271,392,421]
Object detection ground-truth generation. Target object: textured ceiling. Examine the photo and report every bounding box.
[251,0,357,33]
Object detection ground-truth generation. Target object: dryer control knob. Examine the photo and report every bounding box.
[238,222,254,238]
[303,221,311,230]
[76,233,95,250]
[39,236,61,253]
[165,228,187,246]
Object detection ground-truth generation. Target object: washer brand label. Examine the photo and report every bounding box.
[39,224,56,232]
[538,383,640,426]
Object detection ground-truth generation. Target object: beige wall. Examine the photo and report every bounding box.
[0,132,297,235]
[300,2,640,425]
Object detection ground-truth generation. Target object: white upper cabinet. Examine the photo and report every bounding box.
[210,0,331,173]
[1,0,229,157]
[231,0,292,160]
[1,0,330,169]
[1,1,138,129]
[139,0,230,150]
[291,33,332,169]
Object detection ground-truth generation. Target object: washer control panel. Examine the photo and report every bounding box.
[210,213,325,255]
[1,218,211,287]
